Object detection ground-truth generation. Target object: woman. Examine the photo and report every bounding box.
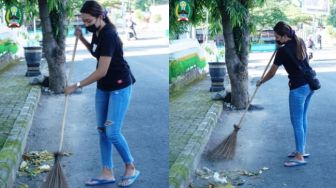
[256,21,314,167]
[64,1,139,186]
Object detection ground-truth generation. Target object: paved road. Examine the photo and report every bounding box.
[14,36,168,188]
[193,58,336,188]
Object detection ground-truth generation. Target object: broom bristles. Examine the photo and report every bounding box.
[41,152,68,188]
[209,124,240,160]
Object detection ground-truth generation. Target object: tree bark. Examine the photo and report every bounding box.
[38,0,66,93]
[218,3,249,109]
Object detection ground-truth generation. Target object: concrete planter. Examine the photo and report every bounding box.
[24,46,42,77]
[208,61,226,92]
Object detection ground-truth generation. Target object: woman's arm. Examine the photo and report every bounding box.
[79,35,91,51]
[256,64,279,86]
[75,27,91,52]
[64,56,112,94]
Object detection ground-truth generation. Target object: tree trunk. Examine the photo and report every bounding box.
[219,5,249,109]
[38,0,66,93]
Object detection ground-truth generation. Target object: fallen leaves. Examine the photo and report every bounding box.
[17,182,29,188]
[19,150,71,177]
[213,172,228,184]
[194,166,270,187]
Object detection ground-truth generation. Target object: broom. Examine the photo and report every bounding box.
[209,50,277,160]
[41,36,79,188]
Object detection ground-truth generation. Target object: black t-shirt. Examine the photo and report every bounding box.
[90,24,135,91]
[273,39,309,90]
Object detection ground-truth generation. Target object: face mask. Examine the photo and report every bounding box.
[276,40,284,45]
[86,19,99,33]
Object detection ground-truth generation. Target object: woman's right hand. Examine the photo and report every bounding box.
[75,27,83,38]
[64,84,77,95]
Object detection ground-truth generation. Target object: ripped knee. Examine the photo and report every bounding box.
[97,126,105,133]
[104,120,114,126]
[97,120,115,134]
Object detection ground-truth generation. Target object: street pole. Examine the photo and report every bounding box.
[33,17,36,35]
[122,0,126,34]
[205,9,209,43]
[1,8,4,24]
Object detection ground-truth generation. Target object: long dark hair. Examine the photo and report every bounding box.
[273,21,307,61]
[80,0,116,30]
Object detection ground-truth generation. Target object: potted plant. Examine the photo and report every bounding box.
[205,45,226,92]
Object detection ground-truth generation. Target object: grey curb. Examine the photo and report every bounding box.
[0,86,41,188]
[169,101,223,188]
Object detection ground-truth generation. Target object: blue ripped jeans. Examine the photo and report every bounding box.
[95,86,133,169]
[289,84,314,154]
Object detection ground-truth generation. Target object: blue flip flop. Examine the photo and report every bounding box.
[284,159,308,167]
[118,170,140,187]
[287,152,310,158]
[85,178,116,186]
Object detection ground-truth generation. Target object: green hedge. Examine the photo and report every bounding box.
[169,54,206,83]
[0,41,18,55]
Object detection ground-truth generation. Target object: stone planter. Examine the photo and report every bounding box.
[24,46,42,77]
[208,61,226,92]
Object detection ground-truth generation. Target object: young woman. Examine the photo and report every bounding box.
[256,21,314,167]
[64,1,139,186]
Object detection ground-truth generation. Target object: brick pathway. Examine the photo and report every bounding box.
[0,60,31,149]
[169,77,213,167]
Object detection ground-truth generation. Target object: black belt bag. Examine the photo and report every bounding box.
[284,47,321,90]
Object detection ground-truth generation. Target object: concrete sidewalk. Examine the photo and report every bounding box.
[169,76,223,188]
[0,59,41,188]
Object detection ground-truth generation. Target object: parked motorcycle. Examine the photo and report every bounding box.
[306,37,314,60]
[307,47,313,60]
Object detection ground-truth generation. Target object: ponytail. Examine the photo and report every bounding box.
[293,34,307,61]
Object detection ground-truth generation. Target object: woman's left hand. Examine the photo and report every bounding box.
[256,80,263,87]
[64,84,77,95]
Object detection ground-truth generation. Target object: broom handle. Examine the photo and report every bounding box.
[236,50,277,128]
[58,36,79,152]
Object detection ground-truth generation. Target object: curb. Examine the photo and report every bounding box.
[169,68,207,94]
[0,86,41,188]
[169,101,223,188]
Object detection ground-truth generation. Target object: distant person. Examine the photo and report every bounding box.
[257,21,314,167]
[64,1,139,187]
[317,33,322,49]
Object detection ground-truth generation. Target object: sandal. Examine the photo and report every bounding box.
[284,159,307,167]
[118,170,140,187]
[287,152,310,158]
[85,178,116,186]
